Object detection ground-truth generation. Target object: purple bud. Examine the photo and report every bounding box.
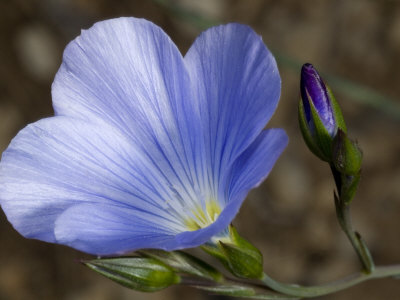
[300,63,336,136]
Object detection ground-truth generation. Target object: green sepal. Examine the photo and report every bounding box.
[327,86,347,134]
[298,94,338,162]
[332,129,362,176]
[218,241,263,279]
[298,99,326,160]
[84,257,180,292]
[202,226,263,279]
[138,249,222,282]
[308,96,335,161]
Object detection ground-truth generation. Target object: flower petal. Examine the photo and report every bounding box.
[52,17,207,206]
[184,23,281,197]
[0,117,190,246]
[55,203,177,255]
[226,129,288,202]
[175,129,288,249]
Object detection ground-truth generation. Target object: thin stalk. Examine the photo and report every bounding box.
[330,166,374,273]
[339,205,374,273]
[260,265,400,298]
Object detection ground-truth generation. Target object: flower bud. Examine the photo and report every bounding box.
[202,226,263,279]
[299,63,346,161]
[84,257,180,292]
[332,129,362,176]
[332,129,362,204]
[139,249,222,282]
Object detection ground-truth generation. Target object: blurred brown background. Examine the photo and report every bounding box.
[0,0,399,299]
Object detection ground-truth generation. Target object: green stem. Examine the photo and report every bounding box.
[260,265,400,298]
[330,166,374,273]
[339,205,374,273]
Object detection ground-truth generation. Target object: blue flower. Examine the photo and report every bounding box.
[0,18,287,255]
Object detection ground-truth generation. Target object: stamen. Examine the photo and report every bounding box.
[185,199,221,231]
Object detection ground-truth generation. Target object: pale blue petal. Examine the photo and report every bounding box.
[226,129,288,203]
[55,203,178,255]
[52,132,288,256]
[52,17,207,210]
[0,117,187,245]
[184,23,281,198]
[55,200,236,255]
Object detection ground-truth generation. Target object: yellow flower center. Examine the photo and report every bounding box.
[185,200,221,231]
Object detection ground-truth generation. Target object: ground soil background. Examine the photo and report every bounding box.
[0,1,399,299]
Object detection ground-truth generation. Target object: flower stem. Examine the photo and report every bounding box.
[337,204,375,273]
[330,165,374,273]
[260,265,400,298]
